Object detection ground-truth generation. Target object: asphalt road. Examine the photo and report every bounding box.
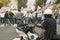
[0,24,17,40]
[0,24,60,40]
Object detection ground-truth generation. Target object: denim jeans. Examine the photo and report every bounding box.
[4,18,8,24]
[0,17,1,24]
[37,17,42,23]
[57,17,60,25]
[9,17,14,24]
[1,18,4,24]
[25,17,32,24]
[16,19,22,26]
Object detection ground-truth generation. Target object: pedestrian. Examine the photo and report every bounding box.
[40,9,56,40]
[26,0,36,24]
[15,12,24,26]
[8,11,14,25]
[25,11,32,24]
[57,8,60,25]
[4,11,10,26]
[0,14,1,24]
[1,12,5,24]
[0,15,1,24]
[37,6,43,24]
[3,9,13,26]
[54,9,58,20]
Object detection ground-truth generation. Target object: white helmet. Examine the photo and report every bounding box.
[44,8,53,14]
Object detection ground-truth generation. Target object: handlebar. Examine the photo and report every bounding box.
[17,23,42,28]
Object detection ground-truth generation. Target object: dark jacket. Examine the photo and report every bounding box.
[4,11,9,19]
[42,17,56,40]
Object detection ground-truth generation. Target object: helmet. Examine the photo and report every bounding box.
[44,9,53,14]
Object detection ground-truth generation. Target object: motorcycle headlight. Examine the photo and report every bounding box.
[31,35,34,39]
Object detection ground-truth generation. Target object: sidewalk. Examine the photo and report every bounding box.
[0,24,17,27]
[0,25,18,40]
[57,24,60,35]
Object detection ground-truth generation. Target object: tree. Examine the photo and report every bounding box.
[18,0,27,11]
[55,0,60,4]
[35,0,46,11]
[0,2,3,8]
[52,0,60,10]
[0,0,9,8]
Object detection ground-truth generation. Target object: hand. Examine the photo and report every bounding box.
[40,29,46,37]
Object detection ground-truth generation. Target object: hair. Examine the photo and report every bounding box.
[44,14,52,18]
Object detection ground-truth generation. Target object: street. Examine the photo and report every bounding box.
[0,24,60,40]
[0,24,17,40]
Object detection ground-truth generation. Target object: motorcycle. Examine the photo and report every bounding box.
[13,24,40,40]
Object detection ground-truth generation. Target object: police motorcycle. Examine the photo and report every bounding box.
[13,23,41,40]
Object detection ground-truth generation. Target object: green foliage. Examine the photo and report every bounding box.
[0,0,9,8]
[17,0,60,11]
[18,0,27,9]
[0,2,3,8]
[55,0,60,4]
[35,0,46,11]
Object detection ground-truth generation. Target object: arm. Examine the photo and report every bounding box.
[40,28,46,37]
[40,20,46,37]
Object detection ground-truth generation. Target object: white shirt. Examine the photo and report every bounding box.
[29,13,33,18]
[21,8,27,17]
[0,13,5,18]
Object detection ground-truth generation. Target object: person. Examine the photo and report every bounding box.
[0,14,1,24]
[40,8,56,40]
[15,12,24,26]
[8,11,14,25]
[36,6,43,24]
[54,9,58,20]
[1,12,5,24]
[4,11,10,26]
[56,8,60,25]
[25,11,33,24]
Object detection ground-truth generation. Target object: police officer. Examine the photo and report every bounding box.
[40,8,56,40]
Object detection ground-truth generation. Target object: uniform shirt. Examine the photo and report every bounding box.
[42,17,56,32]
[41,17,56,39]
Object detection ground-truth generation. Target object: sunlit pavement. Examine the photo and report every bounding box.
[0,24,60,40]
[0,24,18,40]
[57,24,60,35]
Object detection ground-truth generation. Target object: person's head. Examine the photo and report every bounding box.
[5,9,11,14]
[6,9,11,12]
[44,8,53,18]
